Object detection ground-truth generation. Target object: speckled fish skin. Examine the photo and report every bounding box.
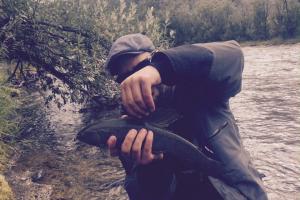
[76,117,224,178]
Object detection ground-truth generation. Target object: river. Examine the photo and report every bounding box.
[5,43,300,200]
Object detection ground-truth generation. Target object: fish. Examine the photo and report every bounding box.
[76,107,224,178]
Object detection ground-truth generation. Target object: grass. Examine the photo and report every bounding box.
[0,175,14,200]
[0,69,20,200]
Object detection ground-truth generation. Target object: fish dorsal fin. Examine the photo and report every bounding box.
[145,107,182,128]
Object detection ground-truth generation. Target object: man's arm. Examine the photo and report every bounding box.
[109,40,244,165]
[151,40,244,100]
[121,40,244,117]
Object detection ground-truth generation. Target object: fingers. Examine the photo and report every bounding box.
[113,128,163,165]
[121,81,146,118]
[121,129,138,156]
[131,128,147,163]
[141,80,155,112]
[121,84,139,118]
[107,135,118,157]
[120,66,161,118]
[130,81,149,114]
[140,130,154,164]
[140,130,163,165]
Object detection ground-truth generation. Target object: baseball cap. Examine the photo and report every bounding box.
[105,33,155,75]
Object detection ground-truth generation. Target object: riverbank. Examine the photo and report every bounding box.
[0,70,19,199]
[240,37,300,47]
[0,66,40,199]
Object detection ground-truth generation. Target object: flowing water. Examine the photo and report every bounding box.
[230,44,300,200]
[5,43,300,200]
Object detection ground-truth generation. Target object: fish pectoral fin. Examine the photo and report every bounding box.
[148,121,170,128]
[145,107,182,128]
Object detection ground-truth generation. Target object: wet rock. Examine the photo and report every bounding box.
[31,170,44,182]
[10,89,20,98]
[19,127,33,138]
[44,160,58,169]
[64,180,73,187]
[20,176,28,181]
[259,172,266,179]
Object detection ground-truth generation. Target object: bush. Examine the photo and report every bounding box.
[0,0,170,106]
[161,0,300,44]
[272,0,300,38]
[0,71,19,143]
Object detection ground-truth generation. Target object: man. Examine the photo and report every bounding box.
[105,33,268,200]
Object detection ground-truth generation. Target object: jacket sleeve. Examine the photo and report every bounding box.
[151,40,244,100]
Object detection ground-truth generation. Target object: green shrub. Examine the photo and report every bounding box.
[0,72,19,140]
[0,0,170,106]
[0,70,19,171]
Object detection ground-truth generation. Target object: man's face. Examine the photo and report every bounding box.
[115,52,160,102]
[115,52,151,83]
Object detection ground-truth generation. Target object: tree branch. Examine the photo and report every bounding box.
[34,20,110,50]
[7,59,20,81]
[19,61,27,80]
[36,20,92,37]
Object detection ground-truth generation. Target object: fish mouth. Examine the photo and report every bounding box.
[76,130,89,143]
[77,130,102,146]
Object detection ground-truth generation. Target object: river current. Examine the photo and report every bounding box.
[6,43,300,200]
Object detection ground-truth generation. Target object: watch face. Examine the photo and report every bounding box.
[154,84,176,107]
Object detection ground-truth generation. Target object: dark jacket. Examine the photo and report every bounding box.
[123,41,268,200]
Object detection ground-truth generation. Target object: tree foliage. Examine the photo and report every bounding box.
[161,0,300,44]
[0,0,169,107]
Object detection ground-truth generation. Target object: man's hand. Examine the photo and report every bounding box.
[107,129,163,165]
[120,66,161,118]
